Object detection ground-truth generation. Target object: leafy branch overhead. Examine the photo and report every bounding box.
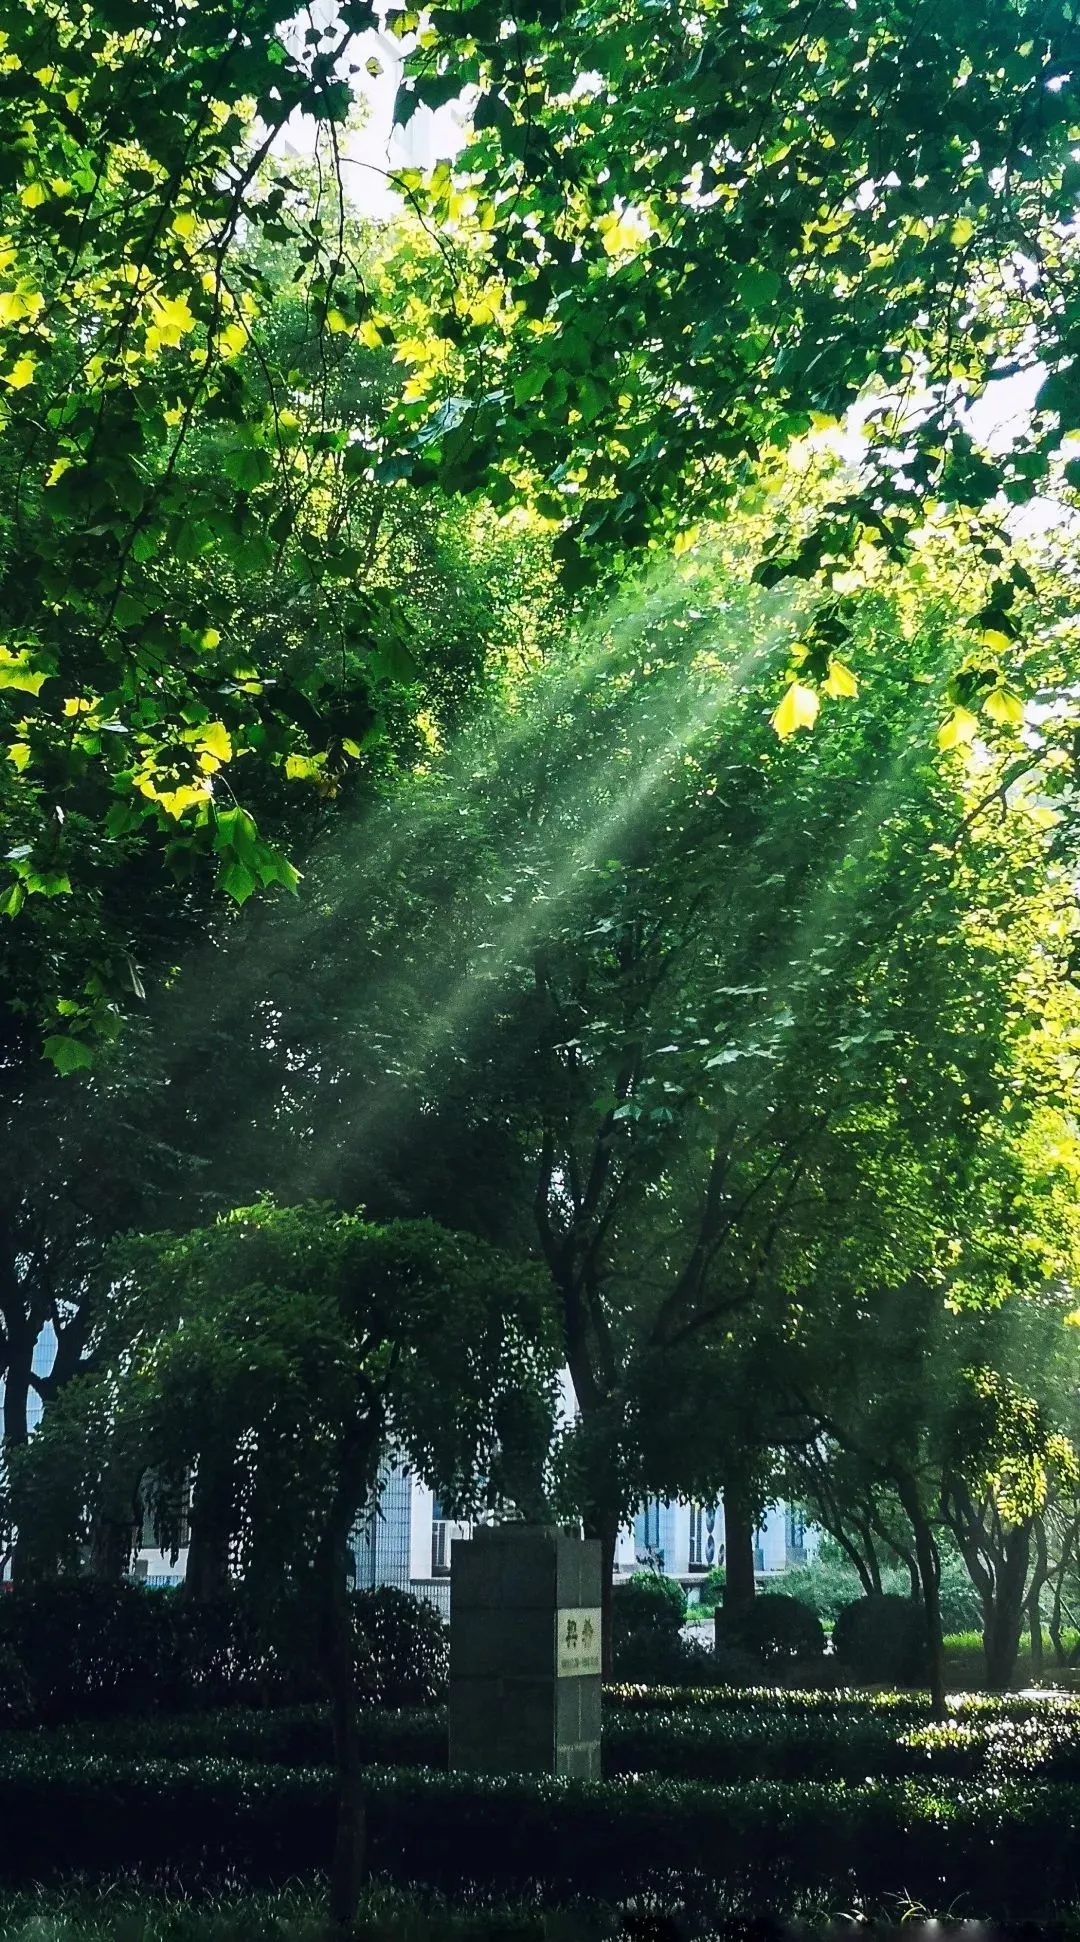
[378,0,1080,700]
[0,0,419,1060]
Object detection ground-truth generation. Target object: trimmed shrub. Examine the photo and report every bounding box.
[0,1644,32,1728]
[0,1582,447,1722]
[0,1583,178,1722]
[717,1593,825,1665]
[611,1572,687,1636]
[833,1594,927,1685]
[611,1627,719,1686]
[697,1565,726,1610]
[5,1750,1080,1919]
[351,1587,448,1707]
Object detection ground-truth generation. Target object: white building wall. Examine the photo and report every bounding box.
[409,1474,434,1583]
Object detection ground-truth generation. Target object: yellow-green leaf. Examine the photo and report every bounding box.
[3,356,35,389]
[771,681,820,738]
[0,287,42,325]
[937,706,980,751]
[982,685,1024,728]
[823,659,859,699]
[199,720,232,763]
[0,647,47,694]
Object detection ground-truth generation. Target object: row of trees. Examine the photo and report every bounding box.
[10,510,1080,1690]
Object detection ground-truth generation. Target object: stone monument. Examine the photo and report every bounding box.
[449,1522,602,1778]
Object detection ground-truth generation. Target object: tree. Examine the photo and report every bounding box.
[0,1,451,1057]
[381,0,1080,616]
[0,284,554,1489]
[8,1200,559,1925]
[167,523,1080,1669]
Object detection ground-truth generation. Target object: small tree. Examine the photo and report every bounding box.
[10,1201,559,1926]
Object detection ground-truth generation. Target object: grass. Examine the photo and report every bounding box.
[0,1889,612,1942]
[942,1629,1080,1691]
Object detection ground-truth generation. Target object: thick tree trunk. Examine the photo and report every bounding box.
[896,1480,945,1718]
[983,1523,1030,1692]
[586,1510,619,1680]
[1027,1517,1048,1682]
[721,1485,757,1631]
[320,1541,365,1928]
[183,1456,234,1601]
[88,1511,133,1582]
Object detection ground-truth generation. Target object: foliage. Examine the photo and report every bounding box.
[383,0,1080,636]
[0,4,366,1050]
[832,1596,929,1688]
[609,1630,721,1689]
[717,1593,826,1666]
[0,1582,447,1724]
[0,1886,586,1942]
[6,1745,1080,1919]
[351,1589,447,1710]
[696,1566,726,1612]
[610,1572,687,1638]
[8,1204,557,1583]
[223,536,1080,1590]
[22,1687,1080,1786]
[0,1642,31,1728]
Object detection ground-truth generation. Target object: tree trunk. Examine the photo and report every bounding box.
[983,1522,1030,1692]
[721,1485,757,1629]
[88,1510,133,1582]
[5,1338,40,1584]
[896,1480,945,1718]
[585,1510,619,1680]
[183,1454,234,1601]
[320,1540,365,1929]
[316,1412,383,1931]
[1027,1516,1048,1682]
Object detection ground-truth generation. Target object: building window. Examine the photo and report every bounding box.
[430,1498,470,1577]
[688,1503,719,1572]
[636,1498,665,1571]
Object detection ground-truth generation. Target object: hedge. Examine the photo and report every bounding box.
[6,1752,1080,1918]
[0,1583,447,1722]
[22,1692,1080,1788]
[606,1682,1080,1721]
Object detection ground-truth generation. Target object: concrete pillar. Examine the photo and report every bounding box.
[449,1523,602,1779]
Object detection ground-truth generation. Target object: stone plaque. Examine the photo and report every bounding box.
[555,1605,602,1677]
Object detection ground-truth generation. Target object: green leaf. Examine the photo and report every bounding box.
[219,859,257,904]
[42,1034,94,1074]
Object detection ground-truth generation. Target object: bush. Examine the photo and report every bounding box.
[611,1626,719,1686]
[0,1644,32,1728]
[0,1582,448,1722]
[833,1594,927,1685]
[611,1572,687,1637]
[351,1588,448,1707]
[716,1593,825,1665]
[697,1565,726,1610]
[6,1749,1080,1919]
